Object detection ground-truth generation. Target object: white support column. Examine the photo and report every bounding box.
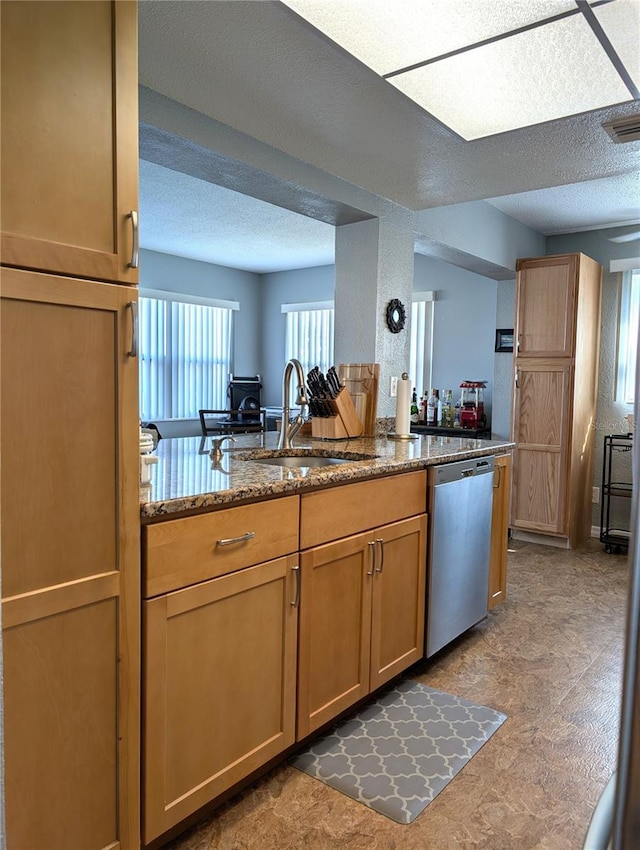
[335,213,415,418]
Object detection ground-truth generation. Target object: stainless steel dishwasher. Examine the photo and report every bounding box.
[426,456,495,657]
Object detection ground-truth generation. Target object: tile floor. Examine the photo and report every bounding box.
[163,539,629,850]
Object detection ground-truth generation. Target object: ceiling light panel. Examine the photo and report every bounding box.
[282,0,579,75]
[592,0,640,90]
[389,13,633,139]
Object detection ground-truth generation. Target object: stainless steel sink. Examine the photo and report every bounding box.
[249,455,351,468]
[236,450,378,468]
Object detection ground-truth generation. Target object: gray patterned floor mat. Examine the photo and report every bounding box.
[290,679,507,824]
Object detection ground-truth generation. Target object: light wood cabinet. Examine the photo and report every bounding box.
[0,268,140,850]
[514,254,577,357]
[488,453,512,609]
[511,253,602,547]
[143,495,300,597]
[143,555,299,843]
[297,475,427,738]
[0,0,139,285]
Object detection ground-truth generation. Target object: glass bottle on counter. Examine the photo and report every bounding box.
[441,389,454,427]
[427,389,438,425]
[419,391,428,423]
[410,388,420,423]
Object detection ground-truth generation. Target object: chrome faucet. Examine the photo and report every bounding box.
[278,358,309,450]
[210,435,236,462]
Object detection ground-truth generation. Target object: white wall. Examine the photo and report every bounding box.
[491,227,638,528]
[139,250,511,427]
[259,265,335,406]
[414,254,498,424]
[492,280,516,440]
[546,229,638,528]
[139,248,263,436]
[140,248,262,375]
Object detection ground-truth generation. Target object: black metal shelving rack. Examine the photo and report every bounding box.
[600,433,633,553]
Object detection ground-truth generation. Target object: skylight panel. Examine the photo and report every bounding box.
[282,0,637,140]
[282,0,580,75]
[592,0,640,90]
[388,13,633,139]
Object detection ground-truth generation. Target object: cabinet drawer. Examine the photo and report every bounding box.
[143,496,300,597]
[300,471,427,549]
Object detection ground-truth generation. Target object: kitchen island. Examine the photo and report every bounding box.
[139,431,513,845]
[140,431,513,519]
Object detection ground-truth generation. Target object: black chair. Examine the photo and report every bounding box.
[227,376,262,421]
[199,375,264,437]
[198,407,267,437]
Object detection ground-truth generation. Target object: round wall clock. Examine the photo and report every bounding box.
[386,299,406,333]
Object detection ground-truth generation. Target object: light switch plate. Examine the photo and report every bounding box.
[390,376,398,397]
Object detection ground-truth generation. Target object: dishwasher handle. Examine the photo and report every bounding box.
[430,455,495,486]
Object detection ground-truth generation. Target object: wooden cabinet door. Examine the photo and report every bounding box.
[489,454,512,609]
[143,556,298,843]
[297,534,373,739]
[0,267,140,850]
[515,255,577,357]
[369,515,427,691]
[511,359,572,534]
[1,1,138,284]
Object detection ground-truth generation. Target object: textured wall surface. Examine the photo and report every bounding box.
[546,233,636,530]
[414,254,498,422]
[336,216,415,419]
[492,280,516,440]
[260,265,335,406]
[140,249,262,377]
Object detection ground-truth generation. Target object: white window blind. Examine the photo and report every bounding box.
[283,302,334,378]
[409,293,435,397]
[139,292,235,421]
[616,269,639,405]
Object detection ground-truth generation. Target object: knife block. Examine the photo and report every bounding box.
[311,387,363,440]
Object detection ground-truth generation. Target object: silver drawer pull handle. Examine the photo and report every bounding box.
[126,300,138,357]
[375,538,384,573]
[216,531,255,546]
[367,540,376,576]
[128,210,139,268]
[291,564,300,607]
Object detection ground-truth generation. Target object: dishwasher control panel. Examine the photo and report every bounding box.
[429,455,495,486]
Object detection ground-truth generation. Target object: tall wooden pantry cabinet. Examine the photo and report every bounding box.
[0,3,140,849]
[511,253,602,548]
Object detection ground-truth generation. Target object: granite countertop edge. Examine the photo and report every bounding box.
[141,434,515,521]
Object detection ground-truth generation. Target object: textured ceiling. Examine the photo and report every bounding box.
[486,172,640,234]
[138,0,640,271]
[140,160,335,272]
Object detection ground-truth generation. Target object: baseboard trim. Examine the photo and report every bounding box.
[591,526,600,539]
[510,529,570,549]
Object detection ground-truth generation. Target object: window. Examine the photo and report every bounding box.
[616,269,639,405]
[409,292,435,398]
[282,301,334,378]
[139,289,237,421]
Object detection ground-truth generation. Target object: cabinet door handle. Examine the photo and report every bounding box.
[367,541,376,576]
[291,564,300,607]
[514,369,520,390]
[375,538,384,573]
[128,210,139,268]
[517,333,521,353]
[126,300,138,358]
[216,531,255,546]
[493,465,502,489]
